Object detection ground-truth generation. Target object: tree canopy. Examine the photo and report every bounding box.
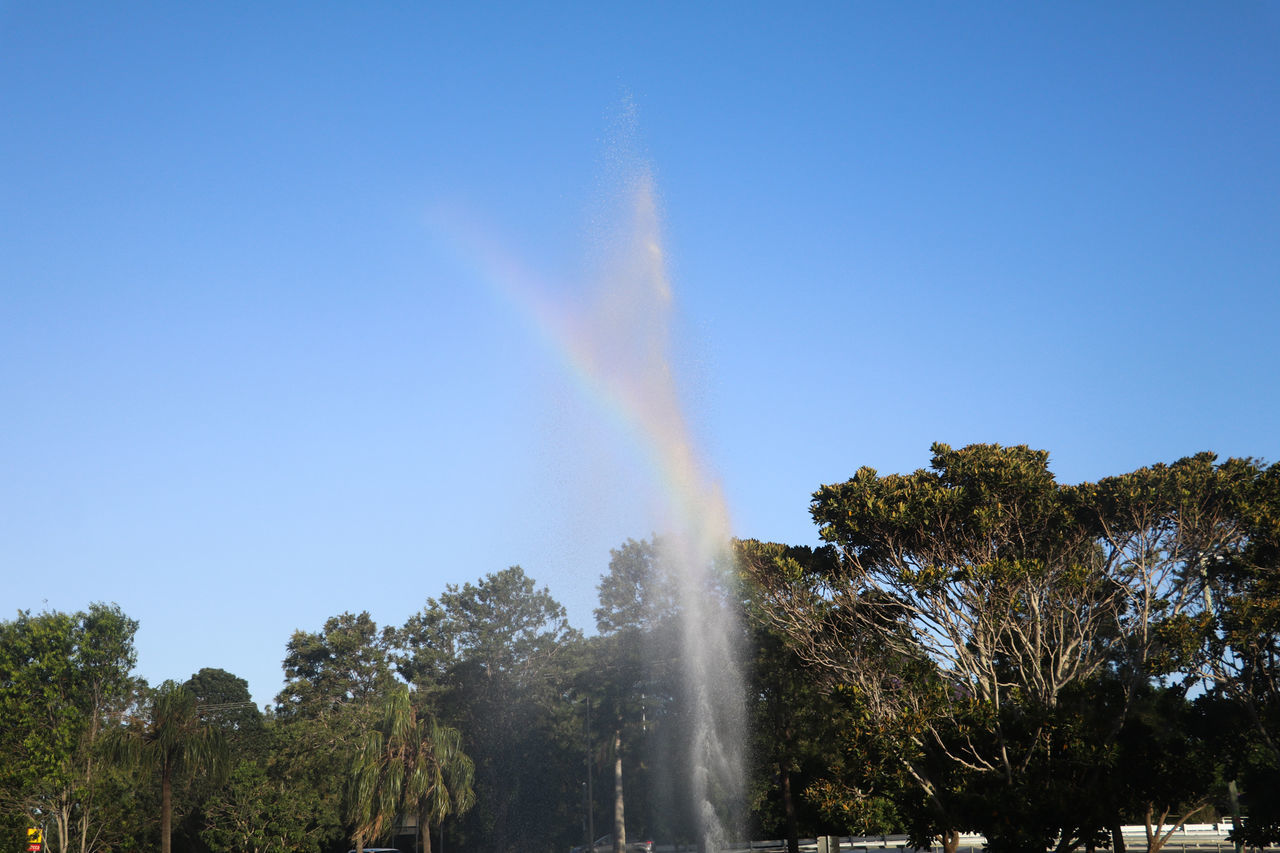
[0,604,139,853]
[745,443,1280,851]
[5,442,1279,853]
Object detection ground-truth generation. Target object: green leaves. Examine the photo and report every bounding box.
[345,685,474,853]
[757,443,1280,848]
[391,567,585,852]
[104,680,230,853]
[278,612,395,717]
[0,604,138,853]
[594,538,682,635]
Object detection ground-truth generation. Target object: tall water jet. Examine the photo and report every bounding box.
[435,112,747,847]
[586,168,747,850]
[541,140,746,845]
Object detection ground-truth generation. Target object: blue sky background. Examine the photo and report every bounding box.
[3,2,1277,705]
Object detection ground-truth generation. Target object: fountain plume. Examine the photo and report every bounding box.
[433,115,746,847]
[586,164,746,851]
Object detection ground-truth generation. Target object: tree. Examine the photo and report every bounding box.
[347,685,474,853]
[591,536,753,847]
[273,612,398,853]
[185,668,262,736]
[747,445,1114,849]
[0,604,139,853]
[595,538,682,635]
[744,444,1263,852]
[277,612,395,719]
[736,541,899,852]
[391,566,583,853]
[107,681,229,853]
[1180,458,1280,845]
[169,668,264,853]
[201,748,328,853]
[1116,686,1216,853]
[1075,453,1279,846]
[198,672,341,853]
[591,538,683,849]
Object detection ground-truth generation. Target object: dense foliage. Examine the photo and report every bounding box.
[745,444,1280,852]
[1,444,1277,853]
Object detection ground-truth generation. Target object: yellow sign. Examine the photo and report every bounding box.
[27,828,42,852]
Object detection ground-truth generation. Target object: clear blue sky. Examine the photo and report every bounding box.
[3,2,1277,705]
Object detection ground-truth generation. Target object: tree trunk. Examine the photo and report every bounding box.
[941,830,959,853]
[54,806,69,853]
[161,763,172,853]
[779,760,799,853]
[1146,804,1168,853]
[419,810,432,853]
[613,729,626,853]
[77,767,90,853]
[1110,822,1126,853]
[82,712,101,853]
[77,805,88,853]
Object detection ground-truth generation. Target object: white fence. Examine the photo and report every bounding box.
[655,823,1279,853]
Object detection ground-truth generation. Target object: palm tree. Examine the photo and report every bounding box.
[108,681,227,853]
[347,685,475,853]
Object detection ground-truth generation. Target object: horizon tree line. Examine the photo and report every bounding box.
[2,443,1277,853]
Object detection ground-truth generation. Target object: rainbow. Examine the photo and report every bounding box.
[428,158,749,840]
[427,174,732,558]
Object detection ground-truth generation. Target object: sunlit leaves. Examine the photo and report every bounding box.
[751,443,1280,850]
[0,604,138,853]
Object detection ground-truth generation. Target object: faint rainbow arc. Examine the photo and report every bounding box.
[429,201,729,551]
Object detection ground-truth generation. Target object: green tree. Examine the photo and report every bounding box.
[185,668,262,736]
[1185,459,1280,845]
[590,538,684,849]
[736,541,897,852]
[0,604,139,853]
[200,710,338,853]
[595,538,682,634]
[277,612,395,720]
[273,612,397,853]
[392,566,583,853]
[740,540,966,850]
[201,754,323,853]
[745,444,1264,852]
[347,685,474,853]
[107,681,229,853]
[1116,686,1216,853]
[168,668,264,853]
